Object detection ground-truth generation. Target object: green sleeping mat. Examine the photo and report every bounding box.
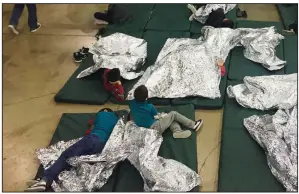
[34,113,119,192]
[276,4,298,29]
[145,4,191,31]
[55,31,143,105]
[107,4,155,32]
[113,104,199,192]
[218,80,285,192]
[172,53,231,109]
[54,54,111,105]
[283,35,298,74]
[109,31,191,105]
[228,20,285,80]
[35,104,198,192]
[190,6,237,33]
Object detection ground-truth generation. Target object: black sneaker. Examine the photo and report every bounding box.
[31,23,41,33]
[24,179,46,192]
[79,47,89,55]
[73,52,87,63]
[193,119,203,131]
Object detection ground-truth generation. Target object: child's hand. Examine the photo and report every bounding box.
[216,59,224,67]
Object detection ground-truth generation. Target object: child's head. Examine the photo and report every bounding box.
[134,85,148,102]
[107,68,121,82]
[221,19,234,29]
[98,108,113,113]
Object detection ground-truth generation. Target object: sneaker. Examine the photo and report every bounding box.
[283,29,295,36]
[73,52,87,63]
[8,25,19,35]
[187,4,197,14]
[24,179,46,192]
[26,178,41,187]
[31,23,41,33]
[173,130,192,139]
[189,14,195,21]
[193,119,203,131]
[94,19,109,25]
[79,47,89,55]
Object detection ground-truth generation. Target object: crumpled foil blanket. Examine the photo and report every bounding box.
[244,106,297,191]
[227,73,297,110]
[127,26,285,99]
[77,33,147,80]
[193,4,236,24]
[36,116,201,192]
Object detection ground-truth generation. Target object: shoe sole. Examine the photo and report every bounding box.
[25,186,46,192]
[194,121,203,132]
[73,58,82,63]
[173,130,192,139]
[31,23,41,33]
[94,19,109,25]
[8,25,19,35]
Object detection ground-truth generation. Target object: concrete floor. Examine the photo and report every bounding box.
[2,3,281,192]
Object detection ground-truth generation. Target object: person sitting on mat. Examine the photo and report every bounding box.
[25,108,118,192]
[93,4,132,25]
[129,85,203,139]
[188,4,234,29]
[103,68,125,102]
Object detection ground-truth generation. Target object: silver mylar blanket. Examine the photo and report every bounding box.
[193,4,236,24]
[127,26,286,99]
[244,106,297,191]
[77,33,147,80]
[36,118,201,192]
[227,74,297,110]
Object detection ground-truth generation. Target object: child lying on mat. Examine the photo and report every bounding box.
[188,4,234,29]
[25,108,118,192]
[129,85,203,139]
[103,68,125,102]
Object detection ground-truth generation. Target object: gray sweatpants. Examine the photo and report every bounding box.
[150,111,195,134]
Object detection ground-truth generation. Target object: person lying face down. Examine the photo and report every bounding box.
[103,68,125,102]
[188,4,234,29]
[128,85,203,139]
[25,108,118,192]
[205,8,234,28]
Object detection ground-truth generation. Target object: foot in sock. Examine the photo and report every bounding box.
[173,130,192,139]
[193,119,203,131]
[189,14,195,21]
[25,179,47,192]
[187,4,197,14]
[8,25,19,35]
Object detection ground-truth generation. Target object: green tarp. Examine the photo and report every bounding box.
[218,80,285,192]
[276,4,298,29]
[54,54,110,105]
[283,35,298,74]
[35,104,198,192]
[145,4,191,31]
[228,20,285,80]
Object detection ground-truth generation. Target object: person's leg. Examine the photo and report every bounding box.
[9,4,25,27]
[26,4,40,32]
[8,4,25,34]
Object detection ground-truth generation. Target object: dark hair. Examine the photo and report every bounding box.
[221,19,234,29]
[107,68,121,82]
[134,85,148,102]
[98,108,113,113]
